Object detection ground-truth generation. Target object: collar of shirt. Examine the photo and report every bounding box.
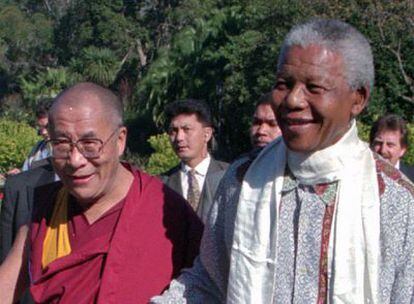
[180,155,211,199]
[395,160,400,169]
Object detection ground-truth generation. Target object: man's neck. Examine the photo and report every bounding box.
[184,153,209,169]
[81,165,134,224]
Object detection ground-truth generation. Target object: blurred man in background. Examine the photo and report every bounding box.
[162,99,228,223]
[250,92,281,149]
[370,113,414,182]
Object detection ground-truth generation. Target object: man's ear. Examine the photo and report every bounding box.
[117,126,127,156]
[351,85,370,117]
[400,145,407,158]
[204,127,213,143]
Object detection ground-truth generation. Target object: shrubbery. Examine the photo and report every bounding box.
[0,119,38,172]
[145,133,179,175]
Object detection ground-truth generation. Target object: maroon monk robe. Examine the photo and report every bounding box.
[29,164,203,303]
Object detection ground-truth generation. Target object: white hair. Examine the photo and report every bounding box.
[278,19,375,91]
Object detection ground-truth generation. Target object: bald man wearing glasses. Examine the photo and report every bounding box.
[0,82,203,304]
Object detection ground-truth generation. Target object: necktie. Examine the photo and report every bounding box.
[187,169,200,211]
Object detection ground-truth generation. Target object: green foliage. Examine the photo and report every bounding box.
[0,4,54,96]
[0,0,412,164]
[54,0,131,62]
[137,0,308,158]
[356,120,371,143]
[145,133,179,175]
[69,47,119,87]
[404,124,414,165]
[0,119,38,172]
[19,67,77,108]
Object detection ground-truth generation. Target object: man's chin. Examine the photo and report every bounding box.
[68,190,97,207]
[254,142,267,148]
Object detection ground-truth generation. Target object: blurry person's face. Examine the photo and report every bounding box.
[371,130,406,166]
[168,113,212,168]
[250,103,281,148]
[37,116,49,140]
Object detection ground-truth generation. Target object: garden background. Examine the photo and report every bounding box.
[0,0,412,174]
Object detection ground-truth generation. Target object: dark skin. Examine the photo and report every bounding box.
[272,44,369,153]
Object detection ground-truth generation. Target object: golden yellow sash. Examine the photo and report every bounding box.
[42,188,72,269]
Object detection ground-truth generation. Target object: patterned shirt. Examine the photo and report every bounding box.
[152,154,414,304]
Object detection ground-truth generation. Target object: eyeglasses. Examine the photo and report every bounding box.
[47,128,120,159]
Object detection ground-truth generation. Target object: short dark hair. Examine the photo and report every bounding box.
[256,92,273,108]
[165,99,213,127]
[35,99,53,118]
[370,114,409,148]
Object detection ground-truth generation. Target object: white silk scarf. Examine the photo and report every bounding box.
[227,121,380,303]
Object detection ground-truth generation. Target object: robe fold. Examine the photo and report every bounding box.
[29,164,203,303]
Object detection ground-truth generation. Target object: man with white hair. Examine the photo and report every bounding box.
[152,19,414,303]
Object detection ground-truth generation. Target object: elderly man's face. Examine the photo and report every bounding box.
[49,96,126,205]
[272,44,366,152]
[250,103,281,148]
[371,130,406,166]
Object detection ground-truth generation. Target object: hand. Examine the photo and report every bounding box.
[7,168,21,176]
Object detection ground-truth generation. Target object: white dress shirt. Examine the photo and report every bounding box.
[180,155,211,199]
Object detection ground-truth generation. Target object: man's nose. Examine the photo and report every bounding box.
[284,85,306,109]
[257,124,267,134]
[67,144,88,168]
[378,143,389,155]
[175,129,185,141]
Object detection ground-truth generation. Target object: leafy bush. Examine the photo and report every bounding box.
[19,67,78,109]
[0,119,39,172]
[122,149,149,170]
[357,120,414,165]
[145,133,179,175]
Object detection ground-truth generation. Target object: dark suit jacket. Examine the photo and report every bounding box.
[400,162,414,183]
[0,160,55,263]
[161,158,228,223]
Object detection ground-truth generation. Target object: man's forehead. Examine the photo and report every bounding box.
[375,130,402,141]
[255,105,276,119]
[49,106,112,138]
[277,44,345,78]
[51,124,101,138]
[170,113,200,126]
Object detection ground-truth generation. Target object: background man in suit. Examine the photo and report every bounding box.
[370,114,414,182]
[250,92,281,149]
[0,160,55,263]
[0,159,55,304]
[7,101,53,176]
[162,99,228,223]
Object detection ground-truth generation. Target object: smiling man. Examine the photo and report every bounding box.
[152,19,414,303]
[162,99,228,223]
[370,114,414,182]
[0,83,203,303]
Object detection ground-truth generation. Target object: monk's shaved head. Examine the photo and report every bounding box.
[49,82,123,129]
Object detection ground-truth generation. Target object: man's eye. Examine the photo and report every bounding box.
[307,84,325,94]
[274,80,288,90]
[53,140,70,146]
[80,139,99,146]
